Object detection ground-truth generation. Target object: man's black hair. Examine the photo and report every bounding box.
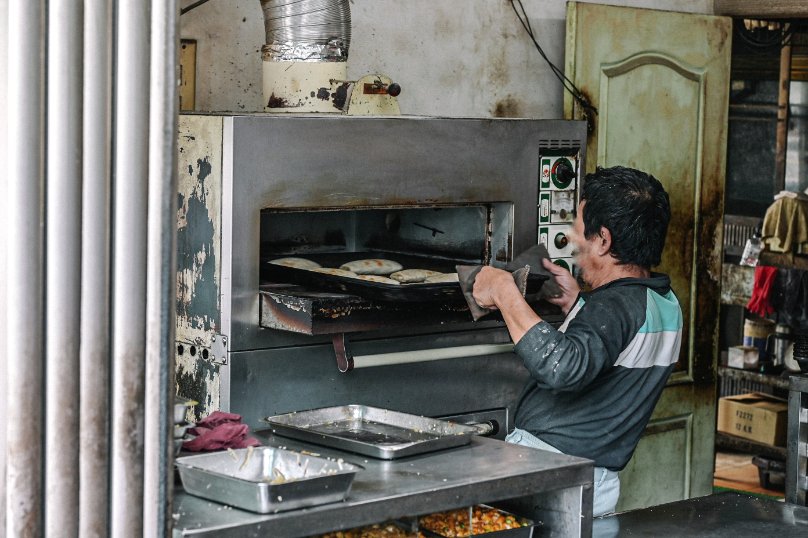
[580,165,671,269]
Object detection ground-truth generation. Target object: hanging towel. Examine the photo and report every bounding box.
[747,265,778,317]
[761,196,808,253]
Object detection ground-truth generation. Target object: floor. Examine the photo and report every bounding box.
[713,450,785,499]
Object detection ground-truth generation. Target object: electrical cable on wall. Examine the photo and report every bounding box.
[509,0,597,129]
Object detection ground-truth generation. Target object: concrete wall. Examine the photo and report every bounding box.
[179,0,713,118]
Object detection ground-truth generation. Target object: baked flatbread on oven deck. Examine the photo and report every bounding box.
[389,269,441,283]
[424,272,459,283]
[268,257,321,270]
[353,275,401,285]
[339,259,403,275]
[308,267,358,278]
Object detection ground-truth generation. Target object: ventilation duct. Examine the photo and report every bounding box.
[259,0,352,112]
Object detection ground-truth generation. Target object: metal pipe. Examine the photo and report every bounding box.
[6,0,45,536]
[45,0,83,534]
[774,31,792,193]
[80,0,113,536]
[352,343,516,369]
[110,0,150,536]
[143,0,179,535]
[0,1,9,535]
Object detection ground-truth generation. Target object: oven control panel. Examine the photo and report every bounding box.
[538,154,579,274]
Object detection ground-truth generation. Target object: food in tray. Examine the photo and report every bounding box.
[339,258,404,275]
[418,505,531,537]
[389,269,442,283]
[308,267,359,278]
[316,522,422,538]
[423,272,459,284]
[269,256,322,270]
[354,275,401,285]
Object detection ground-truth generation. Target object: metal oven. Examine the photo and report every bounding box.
[175,114,587,433]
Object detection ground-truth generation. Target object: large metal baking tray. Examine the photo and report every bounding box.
[175,446,361,514]
[265,405,479,459]
[262,252,468,302]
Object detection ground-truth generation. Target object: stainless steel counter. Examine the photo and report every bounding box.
[173,431,593,537]
[601,492,808,537]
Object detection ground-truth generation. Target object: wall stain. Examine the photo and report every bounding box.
[492,95,522,118]
[176,156,219,332]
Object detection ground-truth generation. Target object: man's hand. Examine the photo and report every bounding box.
[472,265,541,343]
[542,258,580,315]
[472,266,516,309]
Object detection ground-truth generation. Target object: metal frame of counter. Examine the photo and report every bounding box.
[787,374,808,505]
[173,432,594,537]
[600,491,808,536]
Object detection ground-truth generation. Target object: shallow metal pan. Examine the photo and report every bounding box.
[264,405,479,459]
[175,446,361,513]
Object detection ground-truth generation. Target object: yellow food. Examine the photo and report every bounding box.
[418,506,529,537]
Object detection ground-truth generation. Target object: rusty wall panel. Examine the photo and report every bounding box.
[176,114,222,347]
[176,353,220,421]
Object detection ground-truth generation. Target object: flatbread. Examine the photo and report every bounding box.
[339,259,403,275]
[424,272,459,283]
[354,275,401,285]
[268,257,321,270]
[389,269,441,283]
[308,267,357,278]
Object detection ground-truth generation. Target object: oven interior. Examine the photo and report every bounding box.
[258,203,514,335]
[260,203,514,266]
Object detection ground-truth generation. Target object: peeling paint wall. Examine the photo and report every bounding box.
[176,115,222,345]
[179,0,712,117]
[176,115,223,410]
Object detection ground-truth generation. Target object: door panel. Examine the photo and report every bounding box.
[565,2,731,510]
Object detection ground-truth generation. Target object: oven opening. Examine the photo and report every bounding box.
[257,204,514,334]
[259,203,513,277]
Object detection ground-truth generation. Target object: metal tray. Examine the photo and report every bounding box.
[175,446,361,514]
[262,252,468,302]
[264,405,479,459]
[419,505,534,538]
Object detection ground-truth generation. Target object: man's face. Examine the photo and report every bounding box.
[568,202,601,286]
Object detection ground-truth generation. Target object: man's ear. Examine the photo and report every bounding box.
[597,226,612,256]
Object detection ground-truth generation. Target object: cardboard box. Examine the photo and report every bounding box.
[717,392,788,447]
[728,345,759,369]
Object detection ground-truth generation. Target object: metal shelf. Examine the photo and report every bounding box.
[715,431,788,461]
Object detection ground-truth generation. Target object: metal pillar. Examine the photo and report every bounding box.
[5,0,45,536]
[80,0,113,536]
[45,1,84,535]
[143,0,179,536]
[110,0,151,536]
[0,1,9,535]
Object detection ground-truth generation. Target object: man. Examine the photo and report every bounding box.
[472,166,682,517]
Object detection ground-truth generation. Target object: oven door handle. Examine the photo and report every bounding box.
[332,333,515,372]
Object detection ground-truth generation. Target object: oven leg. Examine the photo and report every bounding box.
[332,333,354,372]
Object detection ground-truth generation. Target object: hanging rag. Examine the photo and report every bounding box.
[746,265,778,317]
[761,196,808,253]
[183,410,261,452]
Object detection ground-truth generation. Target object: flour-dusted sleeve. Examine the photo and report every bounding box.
[514,293,638,392]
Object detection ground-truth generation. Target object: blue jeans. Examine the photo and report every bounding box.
[505,427,620,518]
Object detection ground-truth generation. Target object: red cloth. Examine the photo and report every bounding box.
[183,411,261,452]
[747,266,778,317]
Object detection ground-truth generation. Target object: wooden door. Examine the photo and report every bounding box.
[565,2,731,510]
